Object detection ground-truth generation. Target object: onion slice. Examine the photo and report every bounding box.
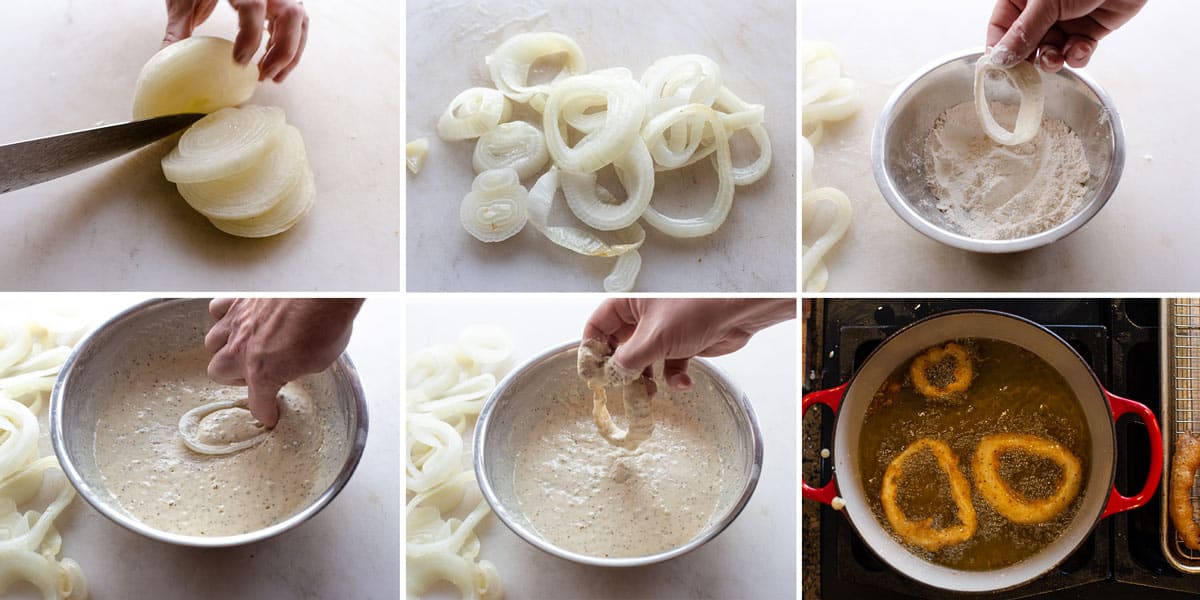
[802,187,852,292]
[460,168,528,243]
[526,168,645,257]
[176,125,307,220]
[562,138,654,231]
[974,57,1044,145]
[207,166,315,238]
[162,105,286,184]
[132,36,257,119]
[543,73,646,174]
[487,32,587,106]
[603,250,641,292]
[641,105,735,238]
[437,88,512,141]
[472,122,549,179]
[407,138,429,174]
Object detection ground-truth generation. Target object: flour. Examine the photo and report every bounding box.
[923,102,1090,240]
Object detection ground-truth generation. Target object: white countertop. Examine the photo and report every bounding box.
[406,296,796,599]
[405,0,797,292]
[6,295,400,600]
[0,1,400,291]
[804,0,1200,292]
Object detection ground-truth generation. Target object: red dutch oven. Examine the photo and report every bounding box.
[802,310,1162,593]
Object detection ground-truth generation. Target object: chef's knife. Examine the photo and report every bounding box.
[0,113,204,194]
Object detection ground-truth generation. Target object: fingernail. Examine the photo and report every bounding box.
[989,44,1017,67]
[669,373,693,390]
[1038,48,1063,70]
[1068,45,1090,62]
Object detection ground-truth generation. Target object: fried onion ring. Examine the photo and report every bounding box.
[909,342,974,399]
[881,438,977,551]
[1170,433,1200,550]
[973,433,1082,525]
[577,339,654,450]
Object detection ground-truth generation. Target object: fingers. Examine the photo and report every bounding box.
[247,379,281,428]
[992,0,1061,67]
[610,324,664,377]
[259,0,308,82]
[163,0,209,47]
[229,0,266,64]
[204,318,232,354]
[1036,26,1068,72]
[583,299,635,345]
[1063,34,1097,68]
[209,297,235,320]
[986,0,1023,49]
[663,358,692,391]
[207,347,244,385]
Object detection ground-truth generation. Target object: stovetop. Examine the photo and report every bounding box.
[804,299,1200,599]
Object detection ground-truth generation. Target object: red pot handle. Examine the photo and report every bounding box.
[801,382,848,505]
[1101,390,1163,519]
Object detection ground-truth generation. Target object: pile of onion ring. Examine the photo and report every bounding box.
[406,326,515,600]
[801,42,860,292]
[436,32,772,292]
[0,311,92,599]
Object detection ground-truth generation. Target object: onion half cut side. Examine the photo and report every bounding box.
[132,36,257,119]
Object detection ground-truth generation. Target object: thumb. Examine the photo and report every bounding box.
[610,325,663,380]
[993,0,1059,66]
[247,379,281,428]
[162,11,195,48]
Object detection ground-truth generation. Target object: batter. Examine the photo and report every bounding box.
[94,346,335,537]
[513,383,725,558]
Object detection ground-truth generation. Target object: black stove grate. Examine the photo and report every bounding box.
[807,299,1199,599]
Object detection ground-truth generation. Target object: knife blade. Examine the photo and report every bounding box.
[0,113,205,194]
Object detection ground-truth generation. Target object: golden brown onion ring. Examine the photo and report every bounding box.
[973,433,1082,525]
[1170,433,1200,550]
[909,342,974,399]
[881,438,977,551]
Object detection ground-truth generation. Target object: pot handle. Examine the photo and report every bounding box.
[801,382,848,505]
[1100,390,1163,519]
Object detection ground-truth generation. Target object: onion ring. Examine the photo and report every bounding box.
[973,433,1082,524]
[801,187,851,292]
[543,73,646,175]
[473,122,549,180]
[640,104,734,238]
[974,57,1044,146]
[562,138,654,231]
[577,339,654,449]
[881,438,977,551]
[459,168,528,243]
[1171,433,1200,550]
[909,342,974,399]
[487,32,587,107]
[437,88,512,142]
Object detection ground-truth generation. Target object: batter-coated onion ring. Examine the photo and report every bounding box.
[543,73,646,175]
[576,339,655,450]
[1170,433,1200,549]
[487,32,587,107]
[973,433,1082,524]
[909,342,974,399]
[974,57,1044,146]
[178,398,269,455]
[438,88,513,142]
[562,138,654,231]
[473,122,549,180]
[881,438,977,552]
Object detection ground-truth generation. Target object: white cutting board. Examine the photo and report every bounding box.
[406,0,797,292]
[4,295,401,599]
[0,1,400,291]
[407,297,797,599]
[805,0,1200,292]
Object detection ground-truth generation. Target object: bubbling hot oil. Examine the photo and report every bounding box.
[860,338,1090,570]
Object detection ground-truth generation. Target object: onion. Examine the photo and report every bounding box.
[177,125,307,220]
[437,88,512,142]
[801,42,861,133]
[603,250,642,292]
[527,168,645,257]
[974,57,1044,145]
[487,32,587,106]
[132,36,257,119]
[641,54,722,114]
[543,73,646,174]
[641,105,734,238]
[802,187,852,292]
[472,122,549,179]
[460,169,528,243]
[0,399,37,481]
[562,138,654,231]
[207,165,314,238]
[406,138,429,174]
[162,106,286,184]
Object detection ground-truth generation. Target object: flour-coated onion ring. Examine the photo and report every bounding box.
[641,105,734,238]
[603,250,641,293]
[438,88,512,142]
[526,168,646,257]
[543,73,646,175]
[801,187,851,292]
[881,438,977,552]
[974,433,1082,524]
[473,122,549,180]
[974,57,1044,146]
[487,32,587,107]
[909,342,974,399]
[562,138,654,231]
[1171,433,1200,550]
[460,168,528,243]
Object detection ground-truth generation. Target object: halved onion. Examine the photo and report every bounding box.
[543,73,646,174]
[176,125,307,220]
[437,88,512,141]
[132,36,257,119]
[208,166,315,237]
[641,105,735,238]
[407,138,429,174]
[487,32,587,106]
[603,250,641,292]
[162,105,286,184]
[562,138,654,231]
[460,168,528,243]
[526,168,645,257]
[472,122,549,179]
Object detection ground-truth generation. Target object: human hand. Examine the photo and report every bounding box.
[205,298,363,427]
[987,0,1146,72]
[163,0,310,82]
[582,299,795,391]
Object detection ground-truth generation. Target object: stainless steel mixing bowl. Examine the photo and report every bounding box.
[50,298,369,548]
[474,340,764,567]
[872,49,1125,253]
